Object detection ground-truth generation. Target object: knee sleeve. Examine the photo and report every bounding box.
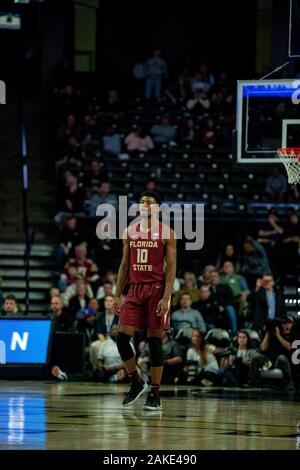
[148,336,164,367]
[117,332,135,362]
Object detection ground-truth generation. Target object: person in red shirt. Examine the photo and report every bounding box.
[113,191,176,410]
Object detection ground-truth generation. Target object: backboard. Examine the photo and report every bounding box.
[236,79,300,164]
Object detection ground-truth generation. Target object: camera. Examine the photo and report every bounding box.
[265,319,282,334]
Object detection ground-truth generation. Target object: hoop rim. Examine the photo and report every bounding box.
[277,147,300,163]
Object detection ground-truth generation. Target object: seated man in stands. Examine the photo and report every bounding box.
[220,261,249,318]
[84,160,107,198]
[172,272,200,308]
[89,295,118,370]
[150,114,176,145]
[50,295,72,331]
[251,274,286,332]
[171,292,206,338]
[249,316,295,391]
[55,215,85,272]
[209,270,238,334]
[197,285,220,331]
[75,306,99,368]
[0,295,21,316]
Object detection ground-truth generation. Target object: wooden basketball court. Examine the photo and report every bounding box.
[0,381,299,450]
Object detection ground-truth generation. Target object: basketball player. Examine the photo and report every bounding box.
[112,191,176,410]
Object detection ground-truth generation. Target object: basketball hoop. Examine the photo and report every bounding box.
[277,148,300,185]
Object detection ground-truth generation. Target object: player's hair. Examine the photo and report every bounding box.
[139,191,162,205]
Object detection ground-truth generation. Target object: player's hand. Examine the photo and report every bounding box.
[112,297,122,315]
[156,298,169,318]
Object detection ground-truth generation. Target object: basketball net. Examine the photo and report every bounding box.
[277,148,300,185]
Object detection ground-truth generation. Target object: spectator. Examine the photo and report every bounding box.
[64,244,98,285]
[97,295,118,337]
[132,60,145,86]
[57,114,79,143]
[55,174,85,226]
[96,276,116,311]
[75,307,99,367]
[80,114,99,146]
[164,75,191,104]
[251,274,286,331]
[102,89,121,114]
[150,114,176,145]
[240,236,271,288]
[220,261,249,317]
[198,264,217,287]
[0,295,21,316]
[68,280,92,320]
[179,329,219,385]
[201,118,219,147]
[137,330,184,384]
[197,285,220,330]
[283,212,300,255]
[258,210,284,244]
[266,168,288,201]
[102,127,122,156]
[210,91,228,119]
[210,270,238,333]
[171,293,206,336]
[198,64,215,90]
[179,118,200,144]
[50,295,72,331]
[144,48,168,100]
[249,317,295,391]
[219,330,257,386]
[55,215,85,272]
[191,72,210,94]
[56,135,82,176]
[94,181,118,207]
[186,90,210,116]
[84,160,107,196]
[89,294,118,370]
[172,272,200,308]
[124,126,154,153]
[144,179,157,192]
[63,274,94,306]
[55,84,82,118]
[216,243,239,271]
[291,183,300,200]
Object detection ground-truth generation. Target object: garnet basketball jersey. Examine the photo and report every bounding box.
[128,222,166,284]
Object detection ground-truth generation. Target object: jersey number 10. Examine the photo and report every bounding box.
[136,248,148,263]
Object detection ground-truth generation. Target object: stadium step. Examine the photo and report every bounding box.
[0,241,55,313]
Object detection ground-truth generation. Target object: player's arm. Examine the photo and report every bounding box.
[112,230,130,315]
[156,228,177,317]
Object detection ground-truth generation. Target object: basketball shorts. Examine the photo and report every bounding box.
[119,281,170,331]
